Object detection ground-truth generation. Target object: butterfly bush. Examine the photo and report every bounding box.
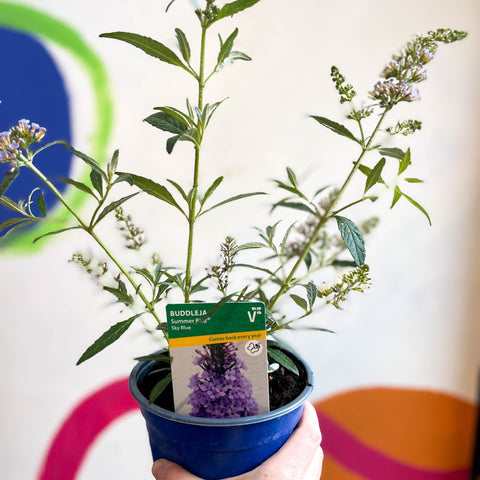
[0,0,468,407]
[188,343,258,418]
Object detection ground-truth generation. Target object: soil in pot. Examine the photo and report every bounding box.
[138,348,309,413]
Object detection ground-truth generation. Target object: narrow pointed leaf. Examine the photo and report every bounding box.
[0,167,19,196]
[60,177,96,197]
[391,185,402,208]
[334,215,366,266]
[33,226,82,243]
[290,294,308,312]
[90,169,103,196]
[0,217,33,234]
[76,314,142,365]
[95,192,139,225]
[311,116,360,143]
[217,29,238,68]
[155,106,192,127]
[378,147,406,160]
[214,0,262,22]
[398,148,411,174]
[100,32,190,72]
[200,176,224,207]
[149,374,172,404]
[63,143,106,179]
[36,192,47,216]
[401,191,432,226]
[306,281,317,310]
[107,150,119,178]
[116,172,185,214]
[175,28,191,63]
[199,192,265,216]
[267,347,299,375]
[0,195,27,215]
[272,201,315,215]
[364,157,386,193]
[144,111,188,135]
[405,177,424,183]
[167,179,188,201]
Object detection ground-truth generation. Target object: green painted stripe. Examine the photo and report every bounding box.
[0,1,113,253]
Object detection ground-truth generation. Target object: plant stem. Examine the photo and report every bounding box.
[184,24,208,302]
[26,161,162,325]
[268,109,388,311]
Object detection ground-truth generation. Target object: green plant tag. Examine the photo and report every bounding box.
[166,302,269,418]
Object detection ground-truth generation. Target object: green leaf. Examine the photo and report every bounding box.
[306,281,317,310]
[0,167,19,196]
[364,157,386,193]
[76,314,142,365]
[100,31,190,73]
[0,195,25,215]
[217,29,238,69]
[199,191,265,216]
[286,167,298,188]
[144,111,188,135]
[401,191,432,226]
[90,169,103,196]
[63,143,106,179]
[134,352,171,363]
[405,177,424,183]
[33,226,82,243]
[391,185,402,208]
[149,374,172,404]
[272,201,315,215]
[103,283,134,306]
[398,148,411,174]
[310,115,360,143]
[154,106,192,127]
[290,294,308,312]
[94,192,139,225]
[107,150,119,178]
[116,173,185,215]
[267,347,299,376]
[234,241,266,251]
[334,215,366,266]
[378,147,405,160]
[37,192,47,216]
[200,176,223,207]
[167,179,188,202]
[175,28,191,63]
[60,177,96,197]
[166,135,181,154]
[213,0,262,23]
[0,217,36,236]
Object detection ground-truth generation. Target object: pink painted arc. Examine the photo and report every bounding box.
[317,411,470,480]
[36,378,471,480]
[37,378,138,480]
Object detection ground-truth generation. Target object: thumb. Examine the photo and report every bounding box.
[152,458,204,480]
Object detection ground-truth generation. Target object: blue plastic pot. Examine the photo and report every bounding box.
[129,346,313,480]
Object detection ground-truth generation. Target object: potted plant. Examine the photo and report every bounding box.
[0,0,467,478]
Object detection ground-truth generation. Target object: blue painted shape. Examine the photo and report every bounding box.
[0,27,72,231]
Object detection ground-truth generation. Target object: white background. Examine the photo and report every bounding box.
[1,0,479,478]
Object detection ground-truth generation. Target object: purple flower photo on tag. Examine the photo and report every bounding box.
[188,342,259,418]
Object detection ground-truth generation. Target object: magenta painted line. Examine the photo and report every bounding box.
[37,378,138,480]
[317,411,470,480]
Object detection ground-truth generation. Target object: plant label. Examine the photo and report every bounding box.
[166,302,269,418]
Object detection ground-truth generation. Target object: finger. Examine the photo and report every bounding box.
[255,401,322,479]
[152,459,204,480]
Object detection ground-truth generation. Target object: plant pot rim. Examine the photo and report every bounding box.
[129,345,313,427]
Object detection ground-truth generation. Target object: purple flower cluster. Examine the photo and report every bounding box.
[370,29,466,109]
[188,343,258,419]
[0,119,46,164]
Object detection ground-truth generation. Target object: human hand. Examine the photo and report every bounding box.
[152,401,323,480]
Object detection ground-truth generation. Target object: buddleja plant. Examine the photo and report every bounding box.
[0,0,467,398]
